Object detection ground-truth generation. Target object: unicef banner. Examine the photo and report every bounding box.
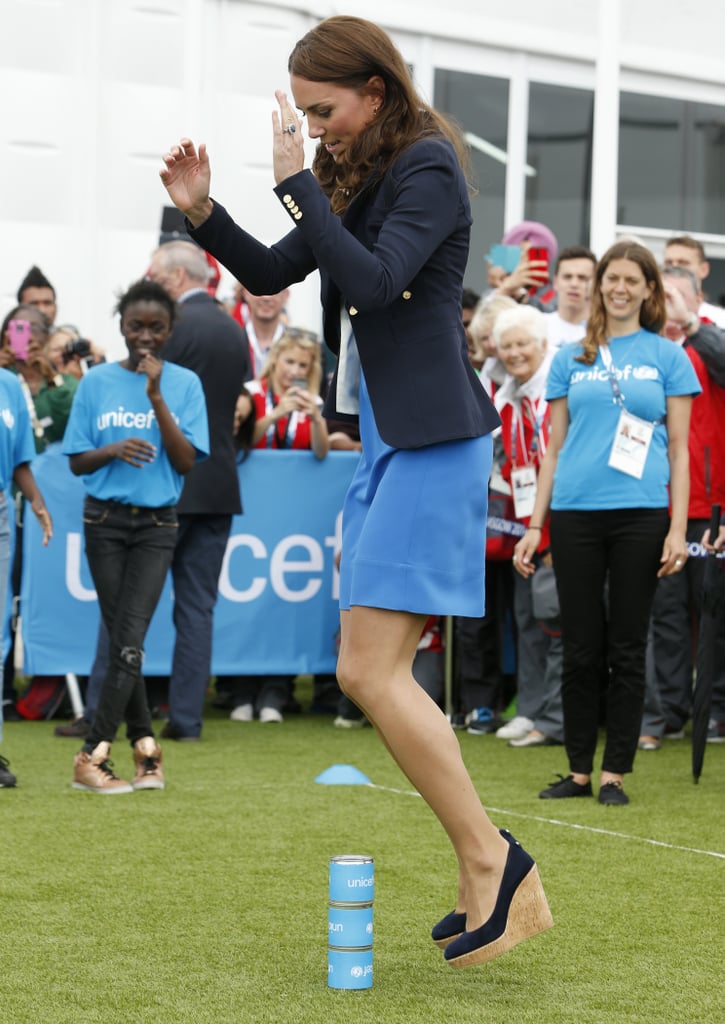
[21,446,359,676]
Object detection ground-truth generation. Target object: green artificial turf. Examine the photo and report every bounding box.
[0,689,722,1024]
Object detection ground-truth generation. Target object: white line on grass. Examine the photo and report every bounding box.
[364,783,725,860]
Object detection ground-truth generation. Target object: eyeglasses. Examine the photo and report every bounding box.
[284,327,320,344]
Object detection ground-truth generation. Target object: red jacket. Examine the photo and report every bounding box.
[683,326,725,518]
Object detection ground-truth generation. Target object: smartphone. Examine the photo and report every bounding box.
[527,246,550,294]
[487,244,521,274]
[7,319,31,361]
[290,377,307,391]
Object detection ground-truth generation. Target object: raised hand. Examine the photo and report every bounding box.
[272,90,304,185]
[160,138,213,227]
[137,351,163,396]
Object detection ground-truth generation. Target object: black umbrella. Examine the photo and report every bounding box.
[692,503,723,784]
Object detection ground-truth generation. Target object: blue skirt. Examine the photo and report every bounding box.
[339,375,492,616]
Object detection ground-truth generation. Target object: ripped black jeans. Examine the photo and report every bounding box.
[82,497,177,751]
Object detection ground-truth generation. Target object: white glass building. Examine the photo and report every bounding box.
[2,0,725,353]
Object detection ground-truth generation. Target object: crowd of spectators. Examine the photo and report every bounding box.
[0,223,723,795]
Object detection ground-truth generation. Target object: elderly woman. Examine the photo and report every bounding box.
[493,306,563,748]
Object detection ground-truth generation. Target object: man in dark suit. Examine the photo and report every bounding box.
[148,240,250,739]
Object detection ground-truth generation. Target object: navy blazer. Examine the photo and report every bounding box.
[189,137,500,449]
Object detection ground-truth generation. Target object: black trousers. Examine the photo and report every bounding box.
[649,518,725,729]
[83,498,177,750]
[454,560,514,713]
[550,508,669,775]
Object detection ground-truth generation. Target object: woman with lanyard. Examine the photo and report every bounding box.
[161,16,552,969]
[239,330,329,459]
[514,241,700,805]
[493,306,564,750]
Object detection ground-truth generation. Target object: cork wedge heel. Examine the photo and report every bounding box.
[444,830,553,969]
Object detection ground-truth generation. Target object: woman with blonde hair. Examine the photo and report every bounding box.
[237,329,328,460]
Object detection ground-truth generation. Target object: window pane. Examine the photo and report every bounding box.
[618,93,725,233]
[618,93,684,227]
[685,101,725,232]
[434,69,509,296]
[525,82,593,248]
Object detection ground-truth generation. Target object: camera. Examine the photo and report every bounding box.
[61,337,103,375]
[62,338,93,364]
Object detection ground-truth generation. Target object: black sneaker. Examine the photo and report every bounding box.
[598,781,629,805]
[465,707,500,735]
[539,774,593,799]
[0,755,17,788]
[706,719,725,744]
[2,701,22,722]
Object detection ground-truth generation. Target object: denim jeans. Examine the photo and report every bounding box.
[550,507,669,775]
[166,513,232,737]
[0,496,10,746]
[82,497,177,750]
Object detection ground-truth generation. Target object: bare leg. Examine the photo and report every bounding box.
[338,606,509,931]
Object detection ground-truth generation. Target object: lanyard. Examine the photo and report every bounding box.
[264,388,295,449]
[599,345,626,406]
[18,375,45,441]
[511,396,548,464]
[599,344,664,426]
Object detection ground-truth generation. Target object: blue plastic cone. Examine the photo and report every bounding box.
[315,764,372,786]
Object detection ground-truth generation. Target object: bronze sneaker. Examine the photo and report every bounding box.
[73,742,133,794]
[132,737,165,791]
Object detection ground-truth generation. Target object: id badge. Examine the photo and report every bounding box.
[511,465,538,519]
[608,409,654,479]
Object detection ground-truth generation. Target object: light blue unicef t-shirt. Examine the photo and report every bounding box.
[62,361,209,506]
[0,369,37,491]
[547,330,701,510]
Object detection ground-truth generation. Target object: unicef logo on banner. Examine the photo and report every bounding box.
[20,448,359,678]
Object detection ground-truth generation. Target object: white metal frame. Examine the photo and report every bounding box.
[394,8,725,259]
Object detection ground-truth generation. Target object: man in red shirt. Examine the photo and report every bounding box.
[640,265,725,748]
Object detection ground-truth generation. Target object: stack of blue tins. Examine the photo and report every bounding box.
[327,855,374,990]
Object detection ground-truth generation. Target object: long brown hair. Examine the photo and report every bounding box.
[288,16,468,215]
[577,240,666,365]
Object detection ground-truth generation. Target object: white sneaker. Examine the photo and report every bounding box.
[495,716,534,740]
[333,715,367,729]
[259,707,283,724]
[230,703,254,722]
